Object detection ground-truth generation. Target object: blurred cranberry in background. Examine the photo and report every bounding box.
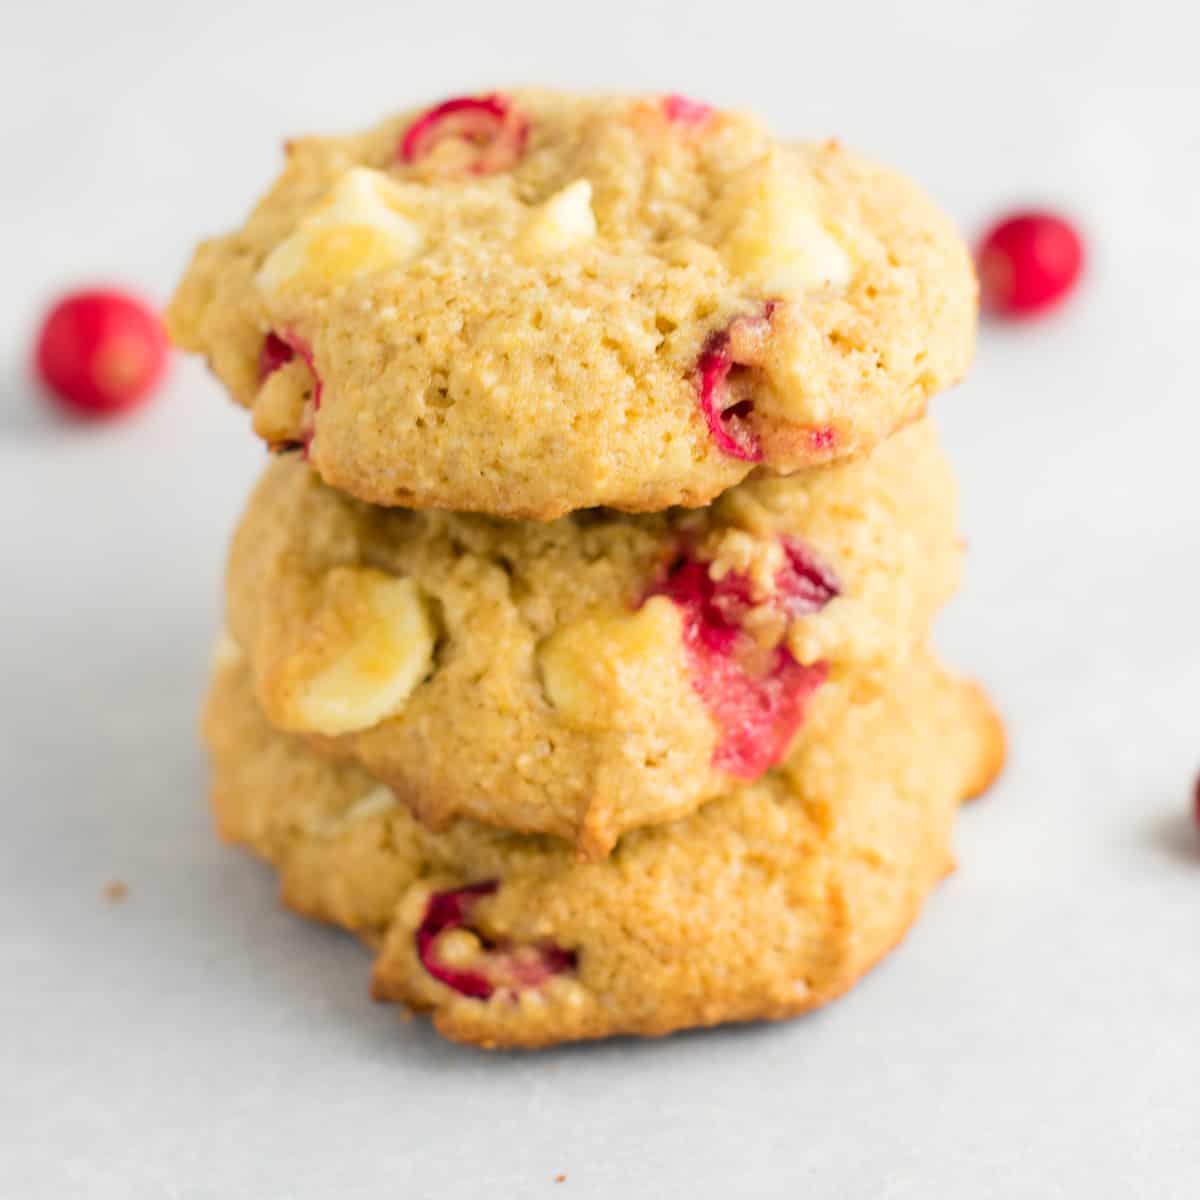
[34,289,169,419]
[977,211,1084,318]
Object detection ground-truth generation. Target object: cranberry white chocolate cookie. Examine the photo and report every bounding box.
[225,419,960,858]
[167,89,976,519]
[203,651,1004,1049]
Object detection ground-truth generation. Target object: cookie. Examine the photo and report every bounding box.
[168,89,976,519]
[225,418,960,858]
[203,652,1004,1049]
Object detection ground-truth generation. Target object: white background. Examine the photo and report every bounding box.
[3,2,1199,1196]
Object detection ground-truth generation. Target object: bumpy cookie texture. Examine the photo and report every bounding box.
[168,89,976,519]
[203,653,1004,1049]
[226,419,960,857]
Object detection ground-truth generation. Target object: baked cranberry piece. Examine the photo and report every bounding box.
[258,330,321,405]
[415,882,577,999]
[33,288,169,419]
[806,426,837,453]
[398,94,528,174]
[651,538,838,778]
[259,330,320,457]
[776,537,840,616]
[695,304,776,462]
[257,331,295,381]
[695,645,827,778]
[662,94,714,125]
[416,882,498,999]
[977,210,1084,318]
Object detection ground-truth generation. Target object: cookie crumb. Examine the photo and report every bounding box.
[104,880,128,903]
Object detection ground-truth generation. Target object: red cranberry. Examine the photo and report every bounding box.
[650,539,837,778]
[697,646,827,778]
[33,289,169,420]
[655,555,748,656]
[776,537,840,616]
[525,944,577,979]
[807,426,837,453]
[258,331,295,381]
[260,331,320,458]
[416,882,498,999]
[977,210,1084,318]
[398,94,528,174]
[415,882,577,999]
[695,305,776,461]
[696,337,759,461]
[662,94,714,125]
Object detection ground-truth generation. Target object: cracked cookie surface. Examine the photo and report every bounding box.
[168,89,976,519]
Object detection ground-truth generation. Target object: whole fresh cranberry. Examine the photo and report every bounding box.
[33,289,169,419]
[977,211,1084,318]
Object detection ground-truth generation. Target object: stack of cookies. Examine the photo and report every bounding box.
[170,90,1004,1049]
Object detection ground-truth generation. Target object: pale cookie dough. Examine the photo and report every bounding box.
[168,89,976,519]
[203,653,1004,1049]
[225,419,961,858]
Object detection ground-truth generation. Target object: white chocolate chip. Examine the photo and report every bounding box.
[554,978,588,1008]
[435,928,484,969]
[257,167,424,295]
[305,784,398,838]
[519,179,598,257]
[517,988,548,1013]
[290,571,435,736]
[343,783,399,824]
[717,156,851,292]
[209,628,244,674]
[538,597,683,727]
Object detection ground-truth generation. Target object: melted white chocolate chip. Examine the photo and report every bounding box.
[209,628,244,674]
[257,167,424,295]
[305,783,399,838]
[519,179,598,257]
[435,928,485,969]
[341,783,399,824]
[290,570,435,735]
[538,596,683,727]
[716,155,851,293]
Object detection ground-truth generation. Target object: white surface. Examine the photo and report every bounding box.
[2,4,1199,1196]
